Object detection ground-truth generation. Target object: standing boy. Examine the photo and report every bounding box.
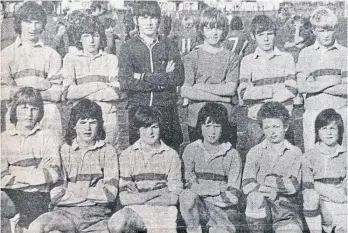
[297,7,347,151]
[1,1,63,138]
[118,1,184,151]
[238,15,297,149]
[108,106,183,233]
[242,102,303,233]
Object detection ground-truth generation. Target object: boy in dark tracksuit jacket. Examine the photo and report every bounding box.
[118,1,184,151]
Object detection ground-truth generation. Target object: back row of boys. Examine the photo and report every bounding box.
[1,1,347,233]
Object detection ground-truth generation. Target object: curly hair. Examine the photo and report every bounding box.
[257,102,290,127]
[14,1,47,35]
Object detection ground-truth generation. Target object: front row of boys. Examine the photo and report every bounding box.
[2,87,346,233]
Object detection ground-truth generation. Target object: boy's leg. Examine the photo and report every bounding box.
[321,200,347,233]
[179,190,207,233]
[245,191,269,233]
[274,223,302,233]
[28,211,77,233]
[205,202,239,233]
[108,207,146,233]
[1,191,17,233]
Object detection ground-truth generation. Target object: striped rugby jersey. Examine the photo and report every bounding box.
[1,125,62,193]
[119,140,182,197]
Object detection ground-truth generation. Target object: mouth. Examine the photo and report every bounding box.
[83,132,92,137]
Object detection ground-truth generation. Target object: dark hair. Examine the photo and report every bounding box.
[315,109,344,145]
[14,1,47,35]
[133,106,163,133]
[134,1,161,19]
[9,87,44,125]
[65,99,105,145]
[74,15,107,50]
[103,17,116,29]
[257,102,290,127]
[250,15,276,36]
[230,16,243,31]
[90,2,102,12]
[196,103,232,143]
[197,7,229,42]
[159,15,172,38]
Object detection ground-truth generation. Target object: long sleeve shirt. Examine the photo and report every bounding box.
[1,125,62,193]
[302,143,347,202]
[1,37,62,100]
[118,35,184,107]
[242,140,302,198]
[182,140,242,207]
[52,140,119,207]
[238,47,297,120]
[119,140,183,197]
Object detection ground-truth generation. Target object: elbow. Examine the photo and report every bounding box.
[180,85,192,98]
[119,192,132,206]
[168,193,179,206]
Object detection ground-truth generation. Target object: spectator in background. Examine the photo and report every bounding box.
[103,17,120,55]
[1,1,63,140]
[118,1,184,152]
[224,16,249,56]
[159,14,172,39]
[297,7,347,151]
[90,2,105,17]
[181,7,239,146]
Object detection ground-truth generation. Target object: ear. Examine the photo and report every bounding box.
[284,124,289,132]
[250,32,255,40]
[133,16,138,26]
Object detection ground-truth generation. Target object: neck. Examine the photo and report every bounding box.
[140,139,161,150]
[76,137,96,149]
[203,140,221,149]
[15,123,35,136]
[202,41,223,53]
[83,49,99,57]
[21,36,39,45]
[322,40,335,49]
[139,32,157,42]
[258,46,275,55]
[318,142,338,154]
[266,140,284,151]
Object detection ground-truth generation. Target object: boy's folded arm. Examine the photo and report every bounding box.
[181,85,231,103]
[190,182,221,197]
[314,182,347,203]
[119,188,165,206]
[66,82,109,100]
[145,191,179,206]
[193,82,238,97]
[297,74,340,94]
[323,83,347,97]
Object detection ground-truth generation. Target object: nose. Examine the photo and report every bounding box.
[264,34,269,41]
[86,123,92,130]
[26,108,33,118]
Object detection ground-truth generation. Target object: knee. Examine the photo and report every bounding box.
[1,191,17,218]
[179,189,199,211]
[108,209,132,233]
[303,189,320,211]
[246,191,266,210]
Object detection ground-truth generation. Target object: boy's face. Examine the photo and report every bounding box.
[319,121,339,147]
[81,33,100,54]
[201,122,222,145]
[21,20,43,42]
[203,26,224,46]
[136,15,159,37]
[16,104,40,130]
[75,118,98,144]
[262,118,288,144]
[314,27,335,47]
[254,30,275,52]
[139,123,160,146]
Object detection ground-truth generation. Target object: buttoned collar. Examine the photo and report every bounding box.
[131,139,171,154]
[260,139,292,155]
[76,49,106,59]
[315,142,346,158]
[253,46,282,60]
[9,124,41,137]
[15,36,44,48]
[71,139,105,151]
[197,139,232,161]
[313,40,340,51]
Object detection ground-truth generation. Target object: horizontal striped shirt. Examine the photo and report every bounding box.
[302,143,346,191]
[1,37,62,100]
[182,140,242,207]
[119,140,182,196]
[53,140,119,207]
[296,40,347,110]
[242,140,302,196]
[238,47,297,120]
[1,125,62,193]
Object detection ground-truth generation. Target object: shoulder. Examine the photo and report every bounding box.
[44,45,62,59]
[279,51,294,60]
[287,144,303,157]
[1,43,16,61]
[120,145,136,161]
[240,53,254,64]
[63,52,79,62]
[247,143,263,158]
[104,53,118,62]
[299,45,315,55]
[184,140,201,152]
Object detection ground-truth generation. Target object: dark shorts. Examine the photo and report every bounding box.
[54,206,112,233]
[1,189,50,228]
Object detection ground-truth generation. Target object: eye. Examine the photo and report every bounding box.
[90,121,97,125]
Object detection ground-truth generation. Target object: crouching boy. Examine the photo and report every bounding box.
[1,87,62,232]
[242,102,303,233]
[108,106,183,233]
[29,99,119,233]
[179,103,242,233]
